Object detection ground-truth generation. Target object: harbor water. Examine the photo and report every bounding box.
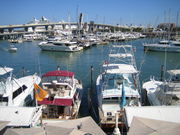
[1,38,180,117]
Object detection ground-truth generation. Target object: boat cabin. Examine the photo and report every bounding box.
[39,70,80,119]
[167,69,180,82]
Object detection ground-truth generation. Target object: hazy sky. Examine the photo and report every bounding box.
[0,0,180,26]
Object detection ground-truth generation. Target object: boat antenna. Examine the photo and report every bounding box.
[163,9,171,82]
[90,66,93,91]
[160,65,164,81]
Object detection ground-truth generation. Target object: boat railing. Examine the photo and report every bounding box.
[143,76,161,83]
[0,81,6,94]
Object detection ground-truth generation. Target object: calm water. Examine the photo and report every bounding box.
[1,38,180,117]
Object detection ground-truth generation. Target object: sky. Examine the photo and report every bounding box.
[0,0,180,26]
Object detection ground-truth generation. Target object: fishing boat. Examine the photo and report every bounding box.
[0,66,41,106]
[37,69,83,120]
[38,40,83,52]
[96,45,141,130]
[143,69,180,106]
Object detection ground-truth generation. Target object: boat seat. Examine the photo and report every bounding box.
[58,89,65,97]
[52,80,57,84]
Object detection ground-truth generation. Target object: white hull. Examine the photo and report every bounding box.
[171,41,180,46]
[144,44,180,52]
[143,76,180,106]
[39,43,83,52]
[9,48,17,52]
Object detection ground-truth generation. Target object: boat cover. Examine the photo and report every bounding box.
[103,64,138,74]
[125,106,180,127]
[38,98,72,106]
[167,69,180,75]
[42,70,74,77]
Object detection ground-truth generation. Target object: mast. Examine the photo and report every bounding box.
[176,11,179,39]
[163,9,171,82]
[68,12,71,39]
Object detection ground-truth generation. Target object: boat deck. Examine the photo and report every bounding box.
[43,83,72,98]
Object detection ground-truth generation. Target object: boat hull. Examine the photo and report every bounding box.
[144,44,180,52]
[39,44,83,52]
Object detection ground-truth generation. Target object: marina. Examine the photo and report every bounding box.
[1,35,180,133]
[1,0,180,134]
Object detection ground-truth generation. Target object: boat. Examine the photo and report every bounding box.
[37,69,83,120]
[143,43,180,53]
[8,45,17,52]
[8,38,23,43]
[0,106,42,128]
[143,69,180,106]
[96,45,141,130]
[0,66,41,106]
[159,40,170,44]
[38,40,83,52]
[170,39,180,46]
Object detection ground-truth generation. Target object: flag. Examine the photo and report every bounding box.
[120,81,126,108]
[34,83,47,101]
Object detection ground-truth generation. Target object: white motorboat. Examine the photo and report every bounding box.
[8,45,17,52]
[143,43,180,53]
[143,69,180,106]
[159,40,170,44]
[0,67,41,106]
[37,69,83,119]
[170,39,180,46]
[38,40,83,52]
[96,45,141,129]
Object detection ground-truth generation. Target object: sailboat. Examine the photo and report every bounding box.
[96,45,141,129]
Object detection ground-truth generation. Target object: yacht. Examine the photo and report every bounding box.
[37,69,83,119]
[96,45,141,129]
[159,40,170,44]
[143,43,180,53]
[38,40,83,52]
[0,67,41,106]
[170,39,180,46]
[143,69,180,106]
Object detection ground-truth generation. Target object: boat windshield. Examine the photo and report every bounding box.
[0,72,12,94]
[102,73,135,90]
[170,74,180,82]
[0,96,8,106]
[42,76,73,86]
[167,70,180,82]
